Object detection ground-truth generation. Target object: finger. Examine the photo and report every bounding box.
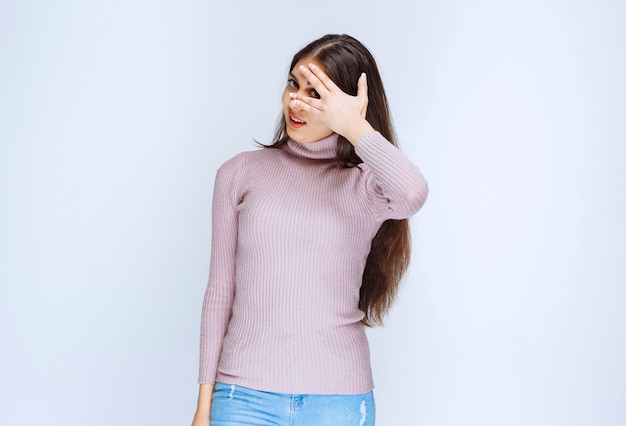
[298,65,328,96]
[299,64,335,94]
[289,98,320,116]
[289,97,304,111]
[289,92,324,111]
[308,63,342,92]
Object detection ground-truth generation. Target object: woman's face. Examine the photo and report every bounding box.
[282,56,333,143]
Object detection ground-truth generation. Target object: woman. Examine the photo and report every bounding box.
[192,34,428,426]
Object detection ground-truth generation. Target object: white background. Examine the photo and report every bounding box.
[1,1,624,425]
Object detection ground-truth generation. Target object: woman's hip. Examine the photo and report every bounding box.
[211,382,375,426]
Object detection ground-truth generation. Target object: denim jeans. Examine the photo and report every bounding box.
[211,382,375,426]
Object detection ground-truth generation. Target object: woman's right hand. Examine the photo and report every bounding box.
[191,384,214,426]
[191,411,209,426]
[191,412,209,426]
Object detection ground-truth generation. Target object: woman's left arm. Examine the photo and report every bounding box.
[354,131,428,219]
[290,63,428,219]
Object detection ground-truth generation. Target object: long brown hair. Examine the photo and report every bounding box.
[268,34,411,326]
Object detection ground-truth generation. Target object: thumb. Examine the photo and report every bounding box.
[357,73,368,99]
[357,73,368,118]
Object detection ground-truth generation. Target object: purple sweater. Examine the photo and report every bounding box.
[199,131,428,394]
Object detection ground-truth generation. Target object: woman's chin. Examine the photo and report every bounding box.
[287,128,333,144]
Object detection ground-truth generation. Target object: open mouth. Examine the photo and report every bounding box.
[289,113,306,128]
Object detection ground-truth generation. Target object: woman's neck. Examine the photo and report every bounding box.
[285,133,338,160]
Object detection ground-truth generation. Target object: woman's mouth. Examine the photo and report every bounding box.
[289,114,306,129]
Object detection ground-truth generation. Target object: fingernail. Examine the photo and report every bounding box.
[290,93,296,99]
[299,65,307,72]
[361,72,366,79]
[309,63,317,69]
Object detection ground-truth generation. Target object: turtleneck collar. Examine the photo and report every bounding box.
[285,133,338,160]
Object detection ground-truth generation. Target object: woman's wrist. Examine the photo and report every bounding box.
[196,383,214,410]
[344,119,375,146]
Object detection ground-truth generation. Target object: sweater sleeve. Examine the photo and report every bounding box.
[198,154,243,384]
[354,131,428,220]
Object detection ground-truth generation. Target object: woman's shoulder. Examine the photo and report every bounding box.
[220,146,283,168]
[216,146,285,183]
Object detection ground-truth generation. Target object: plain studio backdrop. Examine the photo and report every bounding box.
[1,1,624,425]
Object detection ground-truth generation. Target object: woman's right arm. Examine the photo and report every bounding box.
[191,383,214,426]
[193,155,244,425]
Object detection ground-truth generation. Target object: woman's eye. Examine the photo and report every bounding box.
[310,89,320,99]
[287,79,298,90]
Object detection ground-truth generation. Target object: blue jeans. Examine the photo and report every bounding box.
[211,382,375,426]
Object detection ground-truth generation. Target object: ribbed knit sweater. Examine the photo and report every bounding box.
[199,131,428,394]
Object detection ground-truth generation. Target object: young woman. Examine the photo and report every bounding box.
[191,34,428,426]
